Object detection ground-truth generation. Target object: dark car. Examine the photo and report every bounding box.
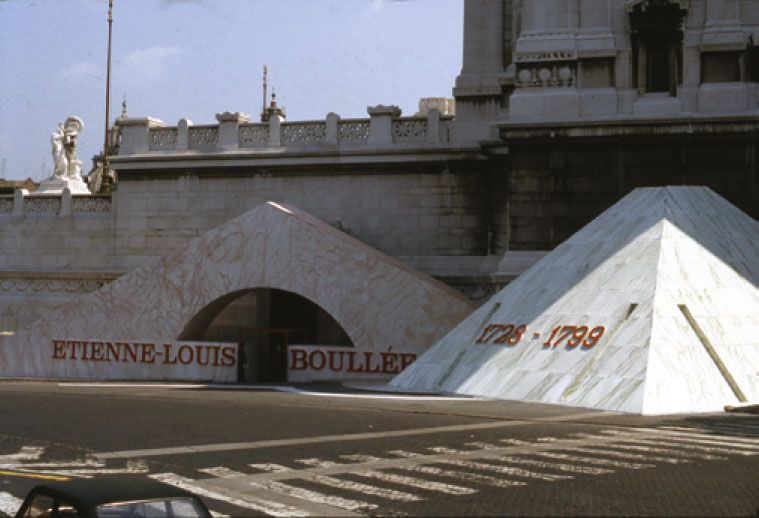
[14,476,212,518]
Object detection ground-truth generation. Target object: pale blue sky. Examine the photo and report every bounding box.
[0,0,463,181]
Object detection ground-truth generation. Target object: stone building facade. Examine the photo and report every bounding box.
[2,0,758,343]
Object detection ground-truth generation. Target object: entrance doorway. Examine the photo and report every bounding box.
[237,328,297,383]
[178,288,354,383]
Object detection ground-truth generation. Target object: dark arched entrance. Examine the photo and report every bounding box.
[178,288,353,383]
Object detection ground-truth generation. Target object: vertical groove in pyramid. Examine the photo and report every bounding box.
[390,187,759,415]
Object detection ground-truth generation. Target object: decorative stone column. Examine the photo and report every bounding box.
[325,113,339,145]
[12,189,26,221]
[367,105,401,146]
[116,117,166,154]
[216,112,251,151]
[60,188,72,218]
[176,119,193,150]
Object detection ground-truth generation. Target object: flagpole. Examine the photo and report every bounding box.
[102,0,114,192]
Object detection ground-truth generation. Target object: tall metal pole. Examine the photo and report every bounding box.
[262,65,268,122]
[103,0,114,191]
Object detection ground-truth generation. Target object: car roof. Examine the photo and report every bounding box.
[28,476,201,508]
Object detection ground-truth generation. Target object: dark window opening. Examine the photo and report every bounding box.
[629,1,686,97]
[701,52,742,83]
[646,37,671,92]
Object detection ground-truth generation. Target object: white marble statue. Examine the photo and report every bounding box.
[51,123,68,178]
[62,116,83,180]
[37,116,90,194]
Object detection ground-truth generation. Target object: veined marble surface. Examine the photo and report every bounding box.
[0,202,473,382]
[389,186,759,415]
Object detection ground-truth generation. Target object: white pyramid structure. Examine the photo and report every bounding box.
[389,186,759,414]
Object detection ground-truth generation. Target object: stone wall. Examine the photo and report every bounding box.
[500,117,759,250]
[0,193,117,331]
[0,158,495,333]
[111,164,490,271]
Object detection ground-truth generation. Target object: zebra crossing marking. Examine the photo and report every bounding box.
[0,447,44,462]
[562,446,689,465]
[386,450,424,458]
[589,441,726,461]
[436,459,572,482]
[308,474,422,502]
[626,430,759,453]
[404,464,527,488]
[150,473,309,517]
[493,455,613,475]
[198,467,247,478]
[530,451,655,469]
[249,463,293,473]
[8,422,759,518]
[351,469,477,495]
[601,434,744,457]
[0,491,23,517]
[656,427,759,447]
[248,480,378,513]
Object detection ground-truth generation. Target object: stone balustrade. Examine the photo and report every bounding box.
[117,106,452,155]
[0,191,112,220]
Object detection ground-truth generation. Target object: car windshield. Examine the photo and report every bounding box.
[96,497,206,518]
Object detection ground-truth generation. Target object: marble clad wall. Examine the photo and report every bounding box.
[0,202,474,382]
[390,186,759,415]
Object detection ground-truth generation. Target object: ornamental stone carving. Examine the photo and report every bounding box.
[239,125,270,146]
[150,128,178,149]
[338,121,370,141]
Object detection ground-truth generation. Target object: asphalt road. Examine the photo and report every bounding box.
[0,381,757,517]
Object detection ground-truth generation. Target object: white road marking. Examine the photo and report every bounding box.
[386,450,424,458]
[655,437,759,454]
[58,382,482,401]
[92,412,603,460]
[199,467,247,478]
[1,459,148,479]
[352,470,477,495]
[340,454,385,463]
[612,430,759,453]
[656,427,759,447]
[592,441,726,461]
[59,383,208,389]
[295,458,342,468]
[532,451,654,469]
[309,474,422,502]
[565,446,688,465]
[404,464,527,489]
[494,455,613,475]
[465,441,503,450]
[249,463,293,473]
[499,438,531,446]
[437,459,572,482]
[249,480,378,513]
[0,491,23,517]
[609,436,744,457]
[0,447,44,462]
[0,457,105,470]
[427,446,471,455]
[150,473,309,517]
[706,423,759,435]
